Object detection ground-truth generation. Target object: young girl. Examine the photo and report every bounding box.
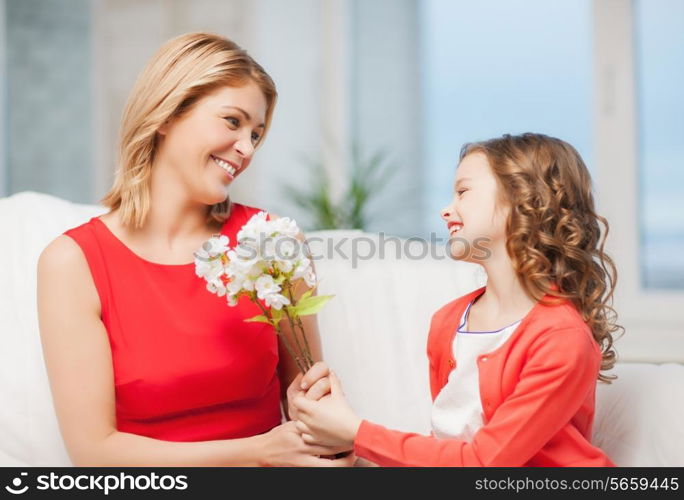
[292,133,621,467]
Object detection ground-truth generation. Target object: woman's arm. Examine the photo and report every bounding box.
[278,309,323,420]
[264,215,326,418]
[275,225,324,420]
[37,235,342,467]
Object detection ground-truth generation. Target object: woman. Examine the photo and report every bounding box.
[37,32,351,466]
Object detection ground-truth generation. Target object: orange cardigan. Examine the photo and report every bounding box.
[353,286,615,467]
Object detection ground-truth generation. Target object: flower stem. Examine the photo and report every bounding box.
[283,305,311,372]
[296,316,314,367]
[286,283,315,369]
[254,298,306,374]
[283,282,310,371]
[276,324,306,374]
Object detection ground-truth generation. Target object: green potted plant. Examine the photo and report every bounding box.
[283,145,394,231]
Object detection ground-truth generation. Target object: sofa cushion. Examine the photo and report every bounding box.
[593,362,684,466]
[0,192,105,466]
[1,191,682,466]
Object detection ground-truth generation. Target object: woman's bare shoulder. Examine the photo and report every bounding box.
[39,234,88,270]
[38,234,100,313]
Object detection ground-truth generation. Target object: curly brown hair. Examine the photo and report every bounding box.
[460,133,623,383]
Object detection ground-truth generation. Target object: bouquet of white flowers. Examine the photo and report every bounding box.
[194,212,332,373]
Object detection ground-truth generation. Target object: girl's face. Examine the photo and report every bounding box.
[156,81,268,206]
[441,152,510,263]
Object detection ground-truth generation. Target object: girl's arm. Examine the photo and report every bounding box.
[38,236,345,467]
[295,327,603,467]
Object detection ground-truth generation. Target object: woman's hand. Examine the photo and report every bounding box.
[258,421,355,467]
[292,372,362,449]
[354,457,379,467]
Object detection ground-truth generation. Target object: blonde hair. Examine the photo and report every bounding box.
[461,133,623,384]
[101,32,277,228]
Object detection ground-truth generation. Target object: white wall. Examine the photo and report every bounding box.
[90,0,422,236]
[91,0,333,220]
[91,0,254,201]
[232,0,329,219]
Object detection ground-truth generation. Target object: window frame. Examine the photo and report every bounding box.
[593,0,684,362]
[0,0,6,197]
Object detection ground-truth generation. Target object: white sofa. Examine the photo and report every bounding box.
[1,191,682,467]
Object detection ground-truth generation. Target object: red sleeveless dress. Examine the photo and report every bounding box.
[64,203,282,442]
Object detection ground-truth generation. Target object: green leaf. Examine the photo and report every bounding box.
[297,286,315,303]
[245,314,272,324]
[289,294,334,317]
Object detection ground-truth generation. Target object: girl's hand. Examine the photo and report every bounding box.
[300,361,333,399]
[259,421,355,467]
[292,372,362,449]
[285,362,332,421]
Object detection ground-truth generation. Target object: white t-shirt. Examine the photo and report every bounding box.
[431,300,522,441]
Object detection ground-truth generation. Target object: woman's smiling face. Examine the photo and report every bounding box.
[155,81,268,206]
[441,152,510,262]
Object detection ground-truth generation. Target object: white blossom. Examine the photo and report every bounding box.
[206,278,227,297]
[198,235,230,258]
[264,292,290,310]
[195,257,225,282]
[237,211,270,243]
[292,258,316,286]
[272,216,300,238]
[195,211,318,311]
[255,275,281,300]
[276,258,294,273]
[277,238,298,259]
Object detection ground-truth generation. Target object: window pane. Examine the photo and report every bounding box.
[635,0,684,289]
[5,0,92,203]
[419,0,593,237]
